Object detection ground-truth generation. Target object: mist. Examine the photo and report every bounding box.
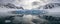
[0,0,60,24]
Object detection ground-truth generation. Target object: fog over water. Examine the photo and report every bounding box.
[0,0,60,24]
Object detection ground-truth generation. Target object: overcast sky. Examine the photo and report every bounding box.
[0,0,60,9]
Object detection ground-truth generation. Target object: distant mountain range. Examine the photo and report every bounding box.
[43,3,60,9]
[0,3,24,9]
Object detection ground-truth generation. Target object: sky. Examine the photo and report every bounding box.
[0,0,60,9]
[0,0,48,9]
